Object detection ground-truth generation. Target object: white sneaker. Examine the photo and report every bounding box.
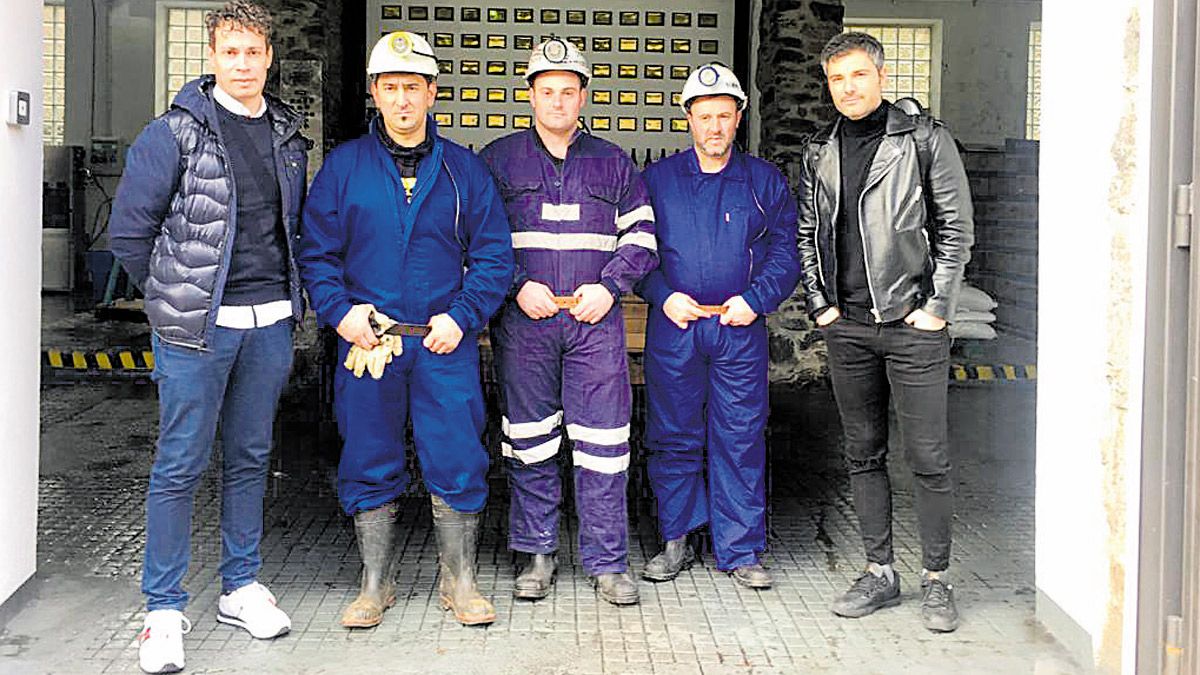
[138,609,191,674]
[217,582,291,639]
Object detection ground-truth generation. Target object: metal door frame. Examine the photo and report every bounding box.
[1138,0,1198,672]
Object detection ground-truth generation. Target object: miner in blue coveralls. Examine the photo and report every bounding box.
[636,64,801,590]
[297,31,513,628]
[478,38,658,606]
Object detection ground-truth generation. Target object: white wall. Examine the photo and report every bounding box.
[843,0,1041,146]
[1035,0,1151,672]
[0,0,46,607]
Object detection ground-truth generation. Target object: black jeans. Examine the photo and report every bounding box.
[822,317,953,571]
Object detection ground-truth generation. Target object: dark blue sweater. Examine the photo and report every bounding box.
[216,104,289,305]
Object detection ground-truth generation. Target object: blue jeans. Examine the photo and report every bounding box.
[143,321,294,611]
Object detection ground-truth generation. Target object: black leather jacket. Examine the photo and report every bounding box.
[797,106,974,323]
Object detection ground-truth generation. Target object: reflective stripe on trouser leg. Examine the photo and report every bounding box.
[644,310,711,542]
[562,312,633,575]
[572,436,630,575]
[494,305,566,554]
[504,435,564,554]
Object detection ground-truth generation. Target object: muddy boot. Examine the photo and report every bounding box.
[513,553,557,600]
[431,495,496,626]
[730,563,773,589]
[590,571,640,605]
[340,502,398,628]
[642,536,696,582]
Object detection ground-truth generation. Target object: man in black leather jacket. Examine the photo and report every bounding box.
[797,31,974,633]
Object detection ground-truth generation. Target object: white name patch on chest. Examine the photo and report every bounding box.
[541,203,581,222]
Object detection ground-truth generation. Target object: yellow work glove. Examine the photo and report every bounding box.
[344,344,370,378]
[392,333,404,356]
[343,311,403,380]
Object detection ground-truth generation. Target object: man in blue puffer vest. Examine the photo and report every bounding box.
[297,31,513,629]
[637,64,801,591]
[110,3,306,672]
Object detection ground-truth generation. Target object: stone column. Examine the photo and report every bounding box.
[756,0,844,383]
[262,0,346,152]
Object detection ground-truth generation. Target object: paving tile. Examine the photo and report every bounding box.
[17,383,1083,674]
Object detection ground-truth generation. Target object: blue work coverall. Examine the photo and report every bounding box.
[638,149,801,570]
[298,117,514,516]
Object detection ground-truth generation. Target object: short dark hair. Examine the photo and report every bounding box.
[819,32,885,71]
[206,0,273,48]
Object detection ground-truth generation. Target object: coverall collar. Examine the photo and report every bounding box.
[530,126,590,162]
[684,146,746,182]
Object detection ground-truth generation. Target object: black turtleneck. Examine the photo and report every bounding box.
[836,100,890,315]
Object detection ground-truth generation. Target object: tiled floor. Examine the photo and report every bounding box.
[1,368,1081,674]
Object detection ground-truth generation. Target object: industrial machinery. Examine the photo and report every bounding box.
[41,144,86,296]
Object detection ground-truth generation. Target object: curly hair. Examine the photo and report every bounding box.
[206,0,273,48]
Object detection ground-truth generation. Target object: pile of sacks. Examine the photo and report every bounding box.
[949,283,998,340]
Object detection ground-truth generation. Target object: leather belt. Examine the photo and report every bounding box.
[378,323,432,337]
[553,297,724,313]
[369,314,433,337]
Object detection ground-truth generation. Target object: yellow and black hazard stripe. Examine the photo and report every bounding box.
[43,348,155,381]
[950,363,1037,382]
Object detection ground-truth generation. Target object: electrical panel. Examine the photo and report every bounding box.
[366,1,735,158]
[89,137,124,177]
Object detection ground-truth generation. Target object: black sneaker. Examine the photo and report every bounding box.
[920,577,959,632]
[830,570,901,618]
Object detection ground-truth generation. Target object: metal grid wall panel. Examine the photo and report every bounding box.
[366,1,734,157]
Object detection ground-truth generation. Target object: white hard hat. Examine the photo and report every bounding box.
[525,37,590,87]
[368,31,439,78]
[680,63,747,112]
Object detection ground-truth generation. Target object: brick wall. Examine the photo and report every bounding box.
[962,139,1039,341]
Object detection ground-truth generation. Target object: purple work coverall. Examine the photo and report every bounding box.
[479,129,658,575]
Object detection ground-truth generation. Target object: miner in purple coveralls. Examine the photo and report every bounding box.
[479,38,658,606]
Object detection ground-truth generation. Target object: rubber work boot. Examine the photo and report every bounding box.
[730,563,773,589]
[642,536,696,582]
[590,571,640,605]
[340,502,399,628]
[431,495,496,625]
[513,553,557,600]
